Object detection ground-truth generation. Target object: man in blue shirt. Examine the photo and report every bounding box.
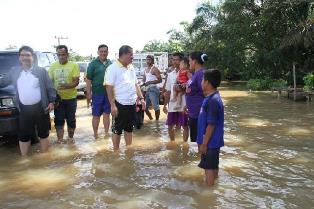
[197,69,224,186]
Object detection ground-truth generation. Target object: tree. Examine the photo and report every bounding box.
[143,0,313,82]
[142,40,169,52]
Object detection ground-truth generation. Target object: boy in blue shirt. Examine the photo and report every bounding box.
[197,69,224,186]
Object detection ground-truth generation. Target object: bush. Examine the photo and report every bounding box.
[247,78,287,91]
[247,79,263,90]
[303,73,314,91]
[271,79,287,89]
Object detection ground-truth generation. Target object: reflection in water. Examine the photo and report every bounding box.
[0,88,313,208]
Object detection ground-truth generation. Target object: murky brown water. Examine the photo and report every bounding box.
[1,88,314,209]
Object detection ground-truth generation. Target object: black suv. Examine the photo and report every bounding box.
[0,50,56,138]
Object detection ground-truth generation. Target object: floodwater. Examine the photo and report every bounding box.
[0,87,313,209]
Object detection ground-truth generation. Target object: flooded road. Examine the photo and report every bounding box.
[0,88,314,209]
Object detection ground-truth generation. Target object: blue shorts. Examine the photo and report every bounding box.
[92,95,111,116]
[146,85,160,111]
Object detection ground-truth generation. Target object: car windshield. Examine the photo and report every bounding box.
[0,53,19,72]
[44,52,57,64]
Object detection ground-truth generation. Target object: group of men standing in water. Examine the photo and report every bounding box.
[13,44,224,186]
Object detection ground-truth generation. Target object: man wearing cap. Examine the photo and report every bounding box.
[142,55,162,120]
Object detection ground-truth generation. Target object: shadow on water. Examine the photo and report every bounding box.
[0,86,314,208]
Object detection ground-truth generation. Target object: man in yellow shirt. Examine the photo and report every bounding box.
[49,45,80,143]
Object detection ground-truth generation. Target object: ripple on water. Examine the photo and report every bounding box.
[3,166,77,196]
[173,163,203,182]
[137,189,196,209]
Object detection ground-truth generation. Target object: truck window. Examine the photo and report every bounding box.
[0,53,19,72]
[45,53,57,64]
[37,53,50,68]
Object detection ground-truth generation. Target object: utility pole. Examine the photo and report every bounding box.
[54,36,68,46]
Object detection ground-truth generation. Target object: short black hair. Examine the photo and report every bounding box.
[204,69,221,88]
[189,51,208,65]
[19,45,34,56]
[56,45,69,54]
[181,56,189,68]
[172,52,184,60]
[119,45,132,57]
[146,55,154,63]
[98,44,108,51]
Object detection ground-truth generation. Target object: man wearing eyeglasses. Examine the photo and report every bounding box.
[48,45,80,144]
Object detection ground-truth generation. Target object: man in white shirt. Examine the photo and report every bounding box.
[105,45,146,150]
[163,52,189,144]
[11,46,56,156]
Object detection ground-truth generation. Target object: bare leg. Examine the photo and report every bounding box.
[39,137,49,152]
[112,133,121,150]
[168,125,175,141]
[19,141,31,156]
[124,131,133,146]
[205,169,216,187]
[68,127,75,143]
[92,116,100,139]
[145,109,153,120]
[86,98,90,108]
[155,109,160,121]
[182,125,189,142]
[214,169,219,179]
[56,127,64,143]
[103,113,110,135]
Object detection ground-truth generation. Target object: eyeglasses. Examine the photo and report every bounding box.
[20,54,32,57]
[57,53,68,57]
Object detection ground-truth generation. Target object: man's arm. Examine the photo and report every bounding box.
[59,63,80,89]
[136,83,146,110]
[59,77,79,89]
[106,85,115,106]
[106,85,118,117]
[86,63,93,100]
[43,69,56,112]
[145,67,162,86]
[86,79,92,99]
[200,124,215,154]
[142,72,146,84]
[163,74,171,113]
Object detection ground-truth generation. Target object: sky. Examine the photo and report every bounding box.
[0,0,219,58]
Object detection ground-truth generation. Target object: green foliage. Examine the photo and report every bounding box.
[142,39,184,53]
[247,78,287,90]
[247,79,264,91]
[272,79,287,88]
[68,48,91,62]
[303,73,314,91]
[142,40,169,52]
[143,0,313,83]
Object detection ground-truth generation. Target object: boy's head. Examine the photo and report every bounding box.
[202,69,221,91]
[180,56,189,70]
[172,52,184,69]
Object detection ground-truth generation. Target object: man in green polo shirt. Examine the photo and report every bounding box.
[86,44,112,139]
